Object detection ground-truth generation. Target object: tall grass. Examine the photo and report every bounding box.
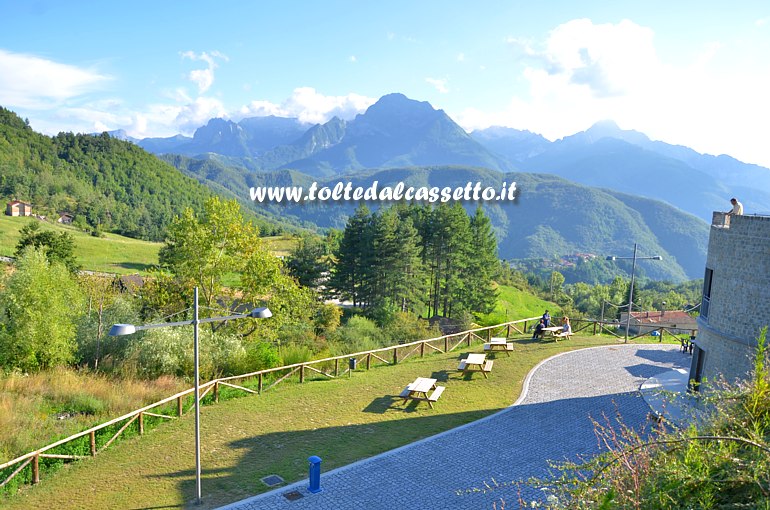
[0,368,183,462]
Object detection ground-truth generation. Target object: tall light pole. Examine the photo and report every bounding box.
[109,288,272,505]
[607,243,662,342]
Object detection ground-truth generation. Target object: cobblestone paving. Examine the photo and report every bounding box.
[219,344,690,510]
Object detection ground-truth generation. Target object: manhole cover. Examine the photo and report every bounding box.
[283,490,304,501]
[261,474,285,487]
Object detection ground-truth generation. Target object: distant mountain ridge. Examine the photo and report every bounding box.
[128,94,770,221]
[236,165,708,282]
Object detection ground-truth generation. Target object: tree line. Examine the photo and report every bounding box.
[325,203,499,320]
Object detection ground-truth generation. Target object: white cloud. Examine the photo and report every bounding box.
[173,96,228,134]
[350,55,358,63]
[181,50,228,94]
[238,87,376,124]
[0,49,110,108]
[426,77,449,93]
[455,18,770,167]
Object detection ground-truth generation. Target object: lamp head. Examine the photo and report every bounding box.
[606,256,616,261]
[652,255,662,260]
[109,324,137,336]
[249,307,272,319]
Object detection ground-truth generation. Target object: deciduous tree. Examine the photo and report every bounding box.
[0,249,85,371]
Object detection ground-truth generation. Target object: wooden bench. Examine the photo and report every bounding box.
[428,386,445,402]
[482,360,494,372]
[457,361,467,371]
[553,331,572,341]
[483,342,514,356]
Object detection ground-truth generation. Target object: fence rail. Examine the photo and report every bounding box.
[0,317,540,490]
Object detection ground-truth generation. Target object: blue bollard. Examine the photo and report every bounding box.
[308,455,323,493]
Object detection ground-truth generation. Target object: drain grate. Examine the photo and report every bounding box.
[261,474,285,487]
[283,490,304,501]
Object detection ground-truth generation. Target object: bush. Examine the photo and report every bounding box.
[332,316,388,351]
[383,312,441,344]
[124,328,247,380]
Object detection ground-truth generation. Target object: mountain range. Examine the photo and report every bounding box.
[5,93,765,282]
[129,93,770,222]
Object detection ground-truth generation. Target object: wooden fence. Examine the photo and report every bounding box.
[0,317,540,491]
[569,317,696,342]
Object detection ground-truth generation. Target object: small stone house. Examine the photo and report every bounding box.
[57,213,75,224]
[6,200,32,216]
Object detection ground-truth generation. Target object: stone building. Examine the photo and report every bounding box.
[691,212,770,389]
[619,310,698,336]
[5,200,32,216]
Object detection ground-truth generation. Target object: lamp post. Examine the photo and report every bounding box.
[109,288,272,505]
[606,243,662,342]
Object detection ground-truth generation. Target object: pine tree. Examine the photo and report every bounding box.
[329,205,374,307]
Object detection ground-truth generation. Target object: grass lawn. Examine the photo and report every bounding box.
[263,235,298,258]
[1,334,678,510]
[0,217,298,275]
[0,215,161,275]
[476,283,560,326]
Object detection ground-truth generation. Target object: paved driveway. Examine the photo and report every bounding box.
[220,344,689,510]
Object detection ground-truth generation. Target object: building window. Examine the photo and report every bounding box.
[689,345,706,393]
[701,268,713,320]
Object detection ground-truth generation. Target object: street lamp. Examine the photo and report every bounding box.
[606,243,662,342]
[109,287,271,505]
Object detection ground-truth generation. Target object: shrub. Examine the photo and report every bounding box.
[332,316,388,351]
[124,328,247,380]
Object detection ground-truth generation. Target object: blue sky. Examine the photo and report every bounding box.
[2,1,769,167]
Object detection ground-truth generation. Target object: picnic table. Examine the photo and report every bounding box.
[457,353,494,378]
[540,326,562,338]
[484,337,514,356]
[399,377,445,408]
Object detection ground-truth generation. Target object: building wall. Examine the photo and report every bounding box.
[694,213,770,385]
[6,202,31,216]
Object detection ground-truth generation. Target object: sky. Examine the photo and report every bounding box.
[1,1,769,167]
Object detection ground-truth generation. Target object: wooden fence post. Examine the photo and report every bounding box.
[32,455,39,484]
[177,396,183,417]
[139,412,144,435]
[444,337,449,352]
[509,324,513,337]
[299,365,305,383]
[420,342,425,357]
[90,431,96,456]
[214,382,219,403]
[258,373,263,394]
[467,333,471,347]
[366,353,371,370]
[393,346,398,364]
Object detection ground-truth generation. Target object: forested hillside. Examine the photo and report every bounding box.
[1,107,216,241]
[243,166,708,281]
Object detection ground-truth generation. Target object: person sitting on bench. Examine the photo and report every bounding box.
[561,317,572,335]
[532,318,546,339]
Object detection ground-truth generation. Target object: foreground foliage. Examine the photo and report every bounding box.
[539,327,770,509]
